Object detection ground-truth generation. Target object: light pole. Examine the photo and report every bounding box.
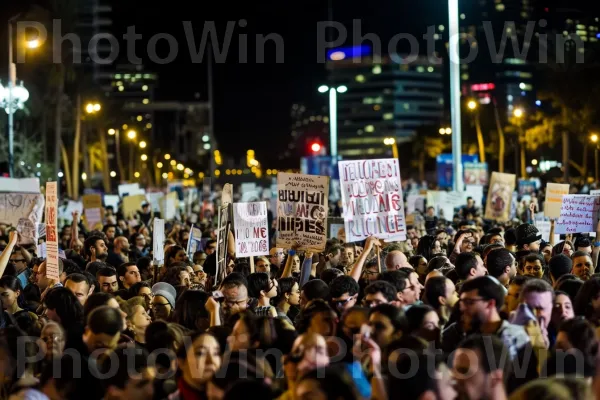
[513,108,526,178]
[383,137,399,159]
[127,129,137,181]
[591,133,599,184]
[467,100,486,163]
[318,84,347,159]
[448,0,463,192]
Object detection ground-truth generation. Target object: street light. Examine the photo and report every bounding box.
[164,154,171,160]
[467,99,485,162]
[157,162,163,168]
[592,133,600,184]
[127,130,137,140]
[383,137,399,159]
[317,84,348,158]
[513,108,526,177]
[85,102,101,114]
[141,154,148,161]
[513,108,524,118]
[108,128,115,135]
[25,39,40,49]
[139,141,147,149]
[467,100,477,110]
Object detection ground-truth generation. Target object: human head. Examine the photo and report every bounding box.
[571,251,593,281]
[151,282,176,321]
[220,273,249,317]
[274,277,300,308]
[385,250,410,271]
[44,286,84,327]
[299,279,329,309]
[84,235,108,261]
[295,365,359,400]
[289,333,330,378]
[0,275,23,312]
[117,262,141,289]
[368,303,407,348]
[98,344,155,400]
[516,223,542,251]
[552,291,575,328]
[519,278,554,329]
[363,281,397,308]
[523,253,546,279]
[269,247,285,267]
[113,236,130,254]
[255,256,270,274]
[455,252,486,281]
[96,267,119,293]
[326,244,343,268]
[82,306,123,353]
[405,304,441,343]
[485,248,517,286]
[575,237,592,254]
[37,259,64,291]
[177,332,221,389]
[505,275,530,314]
[328,276,359,313]
[549,254,573,286]
[64,273,93,305]
[341,243,356,267]
[297,299,338,337]
[424,276,459,313]
[459,277,505,332]
[388,353,456,400]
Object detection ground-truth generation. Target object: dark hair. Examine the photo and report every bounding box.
[415,235,437,260]
[296,366,359,400]
[455,252,479,280]
[329,276,359,298]
[461,276,505,310]
[162,265,188,287]
[573,278,600,319]
[549,254,573,282]
[504,228,517,246]
[405,304,437,334]
[458,334,512,376]
[364,281,397,302]
[553,317,599,377]
[301,279,329,301]
[427,256,451,273]
[424,276,448,309]
[85,261,110,279]
[87,305,123,335]
[84,235,106,259]
[274,277,297,305]
[408,255,426,270]
[223,380,274,400]
[117,262,137,278]
[296,299,336,334]
[571,250,592,260]
[320,268,344,285]
[556,279,584,303]
[44,287,84,327]
[379,270,408,293]
[98,344,149,389]
[523,253,546,268]
[552,240,574,257]
[369,303,407,331]
[64,273,91,294]
[221,272,248,290]
[128,281,151,298]
[388,353,444,399]
[327,244,344,257]
[96,266,117,280]
[83,292,115,321]
[486,248,515,278]
[247,273,271,298]
[62,259,81,276]
[233,262,251,278]
[575,237,592,249]
[165,245,185,267]
[173,290,210,331]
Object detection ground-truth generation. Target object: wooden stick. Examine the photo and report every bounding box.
[249,256,255,273]
[376,246,381,273]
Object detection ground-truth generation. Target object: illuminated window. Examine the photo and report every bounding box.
[383,113,393,120]
[433,34,440,40]
[416,66,425,73]
[118,86,124,92]
[373,105,381,111]
[403,103,410,110]
[461,73,469,80]
[438,25,445,31]
[355,74,366,83]
[372,65,382,74]
[460,13,466,20]
[142,99,149,104]
[365,125,375,133]
[142,85,149,91]
[427,66,434,72]
[496,3,505,11]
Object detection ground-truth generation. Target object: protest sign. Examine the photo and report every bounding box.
[338,159,405,242]
[406,194,425,215]
[555,195,600,234]
[0,192,44,244]
[186,225,203,258]
[535,220,552,242]
[233,202,269,257]
[153,219,165,264]
[276,172,329,252]
[463,162,489,186]
[215,204,230,284]
[545,183,570,218]
[45,182,60,281]
[485,172,516,221]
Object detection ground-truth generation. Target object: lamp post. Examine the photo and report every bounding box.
[513,108,526,178]
[448,0,463,192]
[591,133,599,184]
[127,130,137,181]
[383,137,399,159]
[318,84,347,160]
[467,100,486,163]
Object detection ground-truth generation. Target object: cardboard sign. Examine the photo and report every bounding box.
[233,202,269,257]
[215,204,230,284]
[546,183,570,218]
[339,159,405,242]
[484,172,516,221]
[276,172,329,252]
[44,182,60,281]
[555,195,600,234]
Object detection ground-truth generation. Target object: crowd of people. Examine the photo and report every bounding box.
[0,194,598,400]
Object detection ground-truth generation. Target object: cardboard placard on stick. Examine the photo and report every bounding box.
[484,172,516,221]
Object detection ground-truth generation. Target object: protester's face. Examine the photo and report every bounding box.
[9,253,27,272]
[363,292,389,308]
[578,246,592,254]
[461,235,476,253]
[523,259,543,278]
[407,229,417,239]
[228,319,253,351]
[99,275,119,293]
[36,262,50,290]
[415,257,428,279]
[362,266,379,283]
[562,243,573,256]
[256,260,270,274]
[331,292,357,313]
[417,311,441,342]
[0,286,18,310]
[453,348,491,400]
[121,266,141,288]
[113,367,155,400]
[39,324,65,359]
[205,243,217,255]
[130,305,152,333]
[65,280,91,305]
[291,255,301,273]
[368,312,395,348]
[433,240,443,254]
[308,310,337,337]
[552,294,574,326]
[93,239,108,260]
[436,363,458,400]
[151,295,172,321]
[295,379,329,400]
[328,250,342,267]
[181,334,221,386]
[555,331,574,352]
[572,255,593,280]
[342,310,368,339]
[474,255,487,277]
[83,329,120,353]
[287,283,301,306]
[489,235,504,246]
[522,291,553,329]
[459,289,493,332]
[445,279,459,308]
[119,238,131,253]
[105,227,116,240]
[541,245,552,264]
[106,298,128,330]
[138,287,153,309]
[179,271,191,287]
[135,235,146,248]
[222,286,248,316]
[341,248,355,266]
[505,283,521,314]
[270,248,284,265]
[402,272,424,305]
[292,333,329,377]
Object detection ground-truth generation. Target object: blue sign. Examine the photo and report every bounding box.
[436,154,479,189]
[301,156,340,180]
[327,45,372,61]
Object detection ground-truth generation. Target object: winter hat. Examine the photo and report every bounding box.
[151,282,176,309]
[548,254,573,281]
[515,223,542,246]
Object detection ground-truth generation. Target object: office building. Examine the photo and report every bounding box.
[326,46,444,158]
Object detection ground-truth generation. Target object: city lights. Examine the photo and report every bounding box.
[164,154,171,160]
[157,162,163,168]
[134,172,140,178]
[467,100,477,110]
[141,154,148,161]
[513,108,524,118]
[127,130,137,139]
[108,128,115,135]
[26,39,40,49]
[85,103,101,114]
[110,171,117,177]
[139,141,147,149]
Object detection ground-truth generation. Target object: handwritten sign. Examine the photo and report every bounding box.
[233,202,269,257]
[338,159,405,243]
[546,183,570,218]
[215,204,230,284]
[276,172,329,252]
[153,219,165,264]
[484,172,516,221]
[555,195,600,234]
[45,182,60,281]
[186,225,203,258]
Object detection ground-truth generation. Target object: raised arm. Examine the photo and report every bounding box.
[349,236,380,282]
[0,231,18,278]
[70,211,80,250]
[299,251,314,287]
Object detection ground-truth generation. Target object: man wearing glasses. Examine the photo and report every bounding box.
[441,276,530,358]
[329,275,359,314]
[10,245,32,289]
[269,247,285,268]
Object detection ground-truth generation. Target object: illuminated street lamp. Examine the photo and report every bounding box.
[383,137,399,159]
[317,84,348,158]
[139,141,147,149]
[467,99,485,162]
[513,108,526,177]
[141,154,148,161]
[85,102,101,114]
[513,108,524,118]
[467,100,477,110]
[592,133,600,183]
[127,130,137,140]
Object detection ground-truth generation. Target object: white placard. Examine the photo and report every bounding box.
[546,183,570,218]
[153,219,165,264]
[44,182,60,281]
[555,195,600,234]
[233,202,269,257]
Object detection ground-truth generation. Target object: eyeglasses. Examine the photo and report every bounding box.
[41,334,64,344]
[459,297,487,307]
[331,296,356,307]
[363,299,386,307]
